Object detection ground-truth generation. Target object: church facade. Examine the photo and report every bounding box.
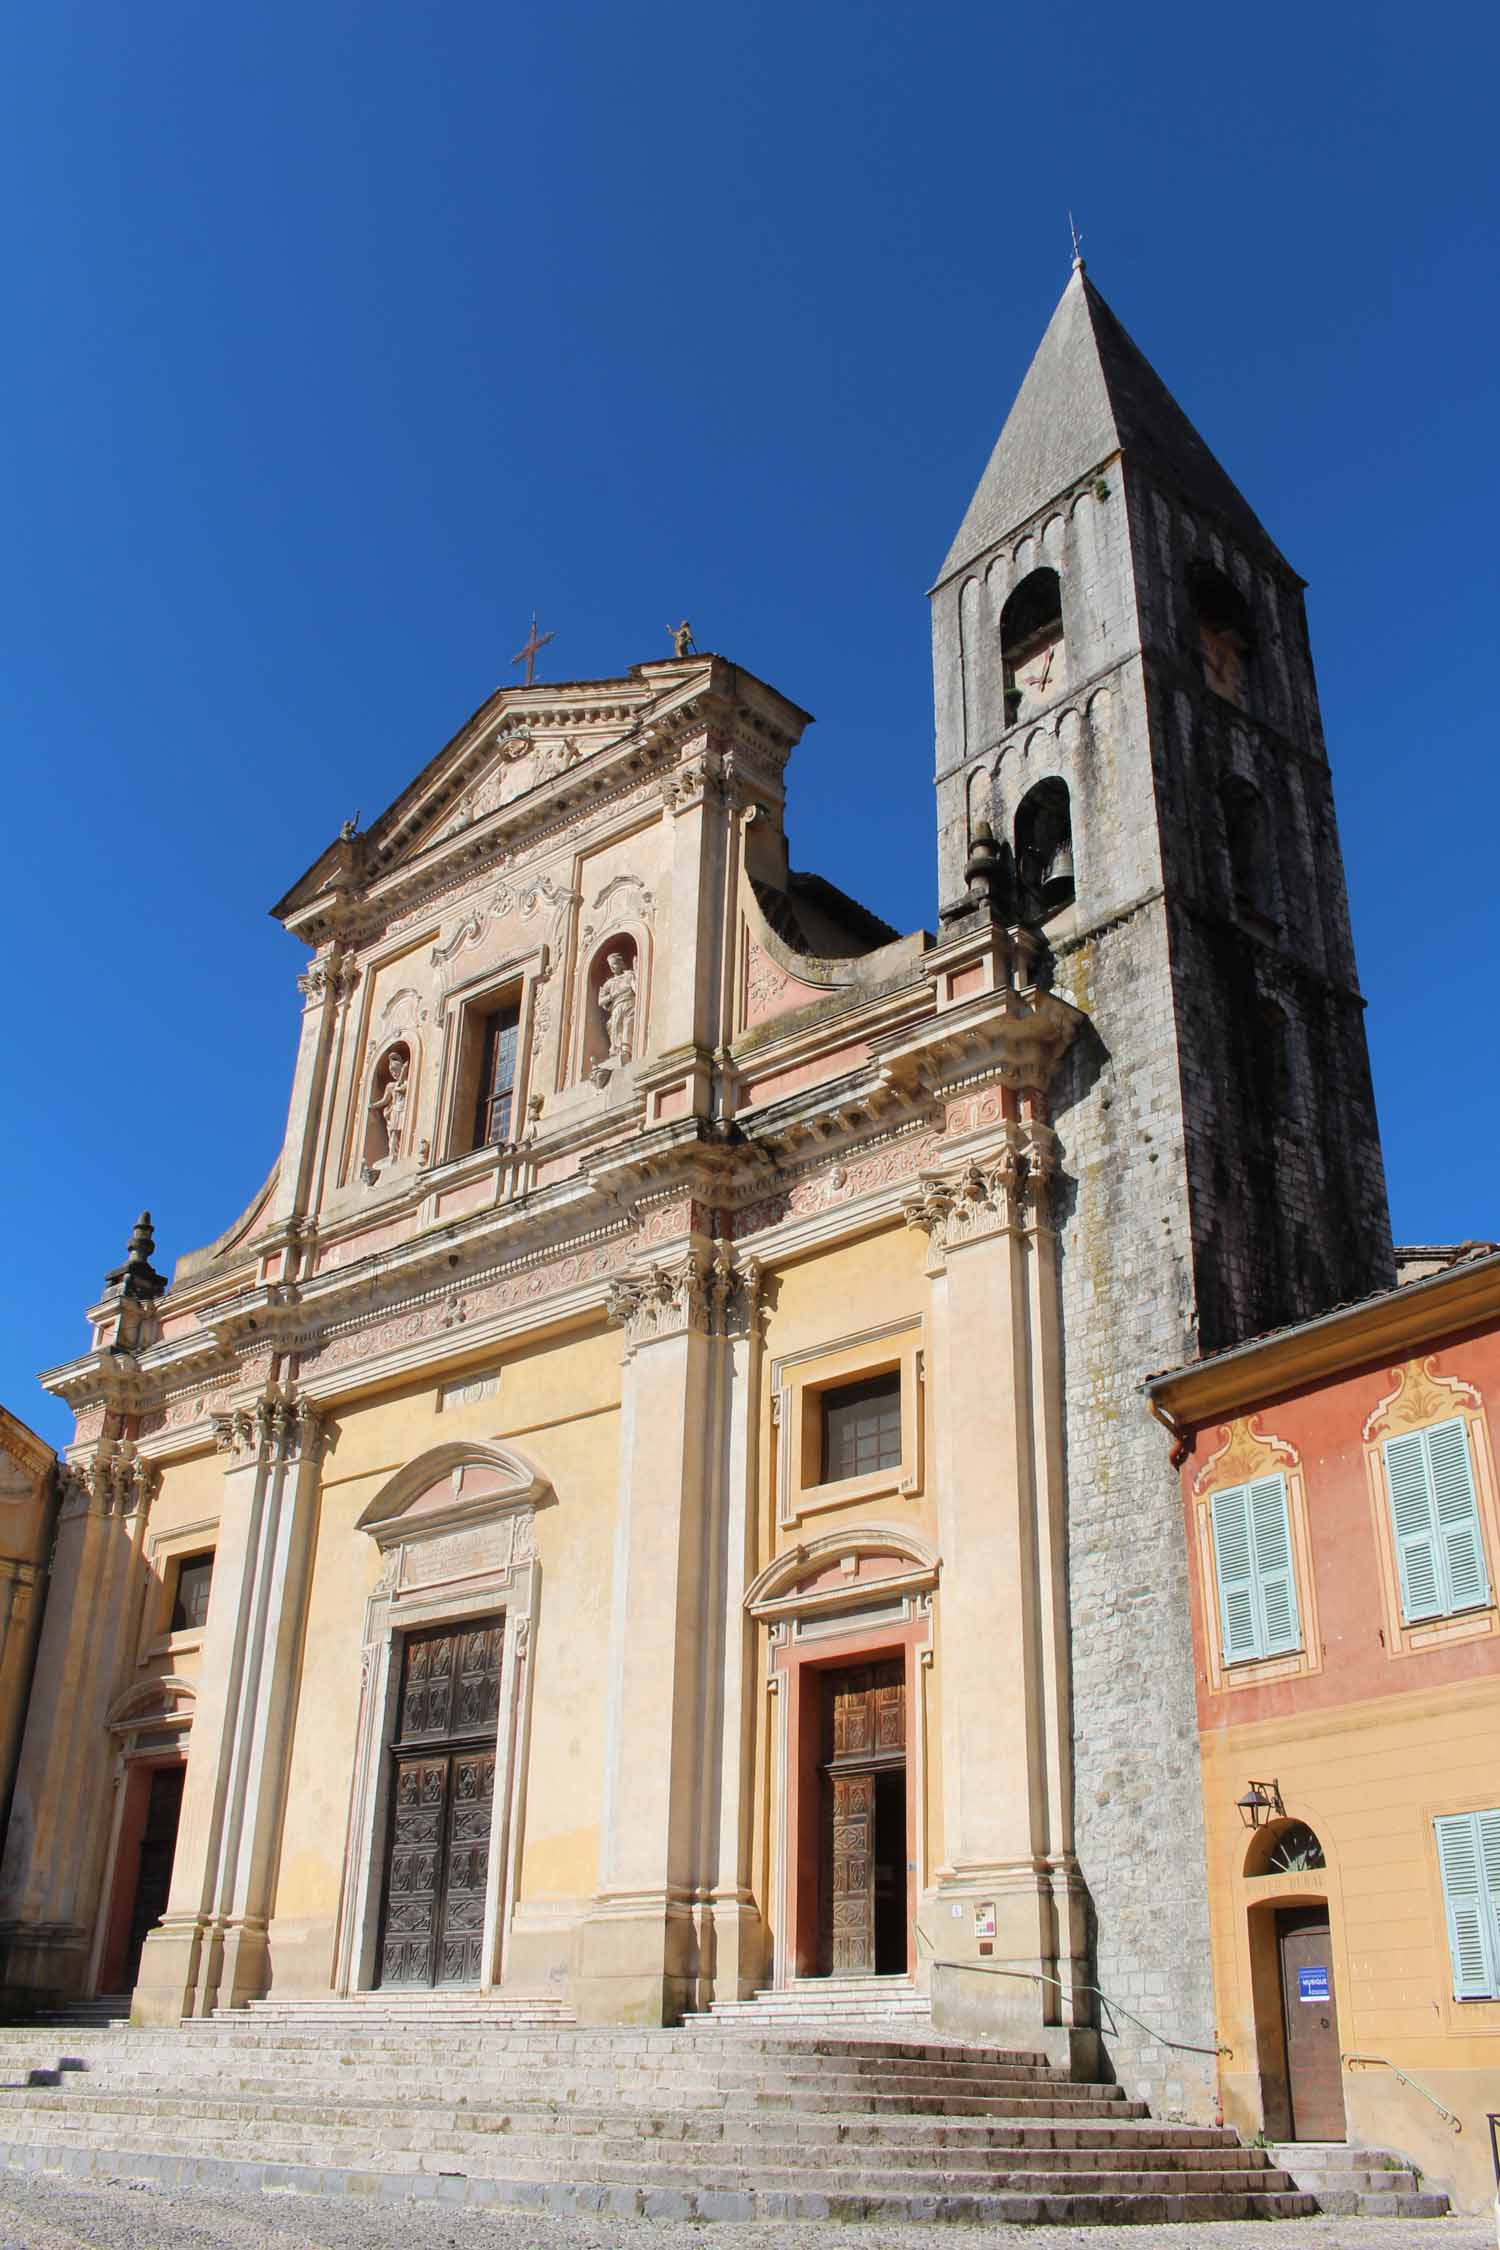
[0,267,1393,2112]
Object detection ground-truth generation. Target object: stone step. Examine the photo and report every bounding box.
[0,2093,1235,2154]
[1261,2141,1450,2218]
[0,2123,1304,2200]
[0,2091,1266,2165]
[0,2132,1320,2222]
[43,2054,1086,2093]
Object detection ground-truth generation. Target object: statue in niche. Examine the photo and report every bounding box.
[372,1048,410,1163]
[590,951,638,1086]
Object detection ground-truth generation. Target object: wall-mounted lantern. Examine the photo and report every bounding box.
[1236,1778,1285,1831]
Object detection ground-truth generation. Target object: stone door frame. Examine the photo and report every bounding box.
[749,1528,937,1990]
[333,1442,550,1998]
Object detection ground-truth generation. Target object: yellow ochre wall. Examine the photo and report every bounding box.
[1204,1680,1500,2210]
[269,1318,621,1992]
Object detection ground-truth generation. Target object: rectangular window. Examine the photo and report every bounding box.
[1383,1418,1490,1623]
[1434,1809,1500,1999]
[1209,1475,1301,1664]
[472,1001,521,1149]
[170,1551,214,1635]
[819,1374,902,1485]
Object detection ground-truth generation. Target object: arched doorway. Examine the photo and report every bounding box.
[1244,1820,1346,2142]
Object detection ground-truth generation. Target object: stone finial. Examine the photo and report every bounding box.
[103,1210,168,1304]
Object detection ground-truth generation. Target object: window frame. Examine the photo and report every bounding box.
[1433,1808,1500,2002]
[1190,1419,1322,1696]
[772,1319,924,1530]
[169,1550,215,1637]
[444,973,531,1163]
[818,1372,903,1487]
[140,1516,220,1661]
[1362,1359,1499,1662]
[1208,1473,1302,1666]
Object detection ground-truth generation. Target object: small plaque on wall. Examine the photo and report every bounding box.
[438,1368,501,1412]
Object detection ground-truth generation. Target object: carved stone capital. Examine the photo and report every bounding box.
[902,1122,1055,1251]
[58,1438,160,1521]
[606,1253,712,1351]
[298,950,361,1009]
[212,1388,324,1467]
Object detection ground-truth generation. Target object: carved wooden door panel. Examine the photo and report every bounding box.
[436,1750,495,1986]
[380,1755,449,1986]
[820,1662,906,1976]
[377,1617,504,1990]
[831,1771,876,1972]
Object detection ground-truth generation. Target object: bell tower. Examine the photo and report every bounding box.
[930,260,1393,2099]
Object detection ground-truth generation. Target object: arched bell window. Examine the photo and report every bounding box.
[1190,562,1254,711]
[1000,569,1064,728]
[1221,774,1275,923]
[1013,777,1075,924]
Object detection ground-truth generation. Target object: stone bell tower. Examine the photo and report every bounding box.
[930,260,1393,2097]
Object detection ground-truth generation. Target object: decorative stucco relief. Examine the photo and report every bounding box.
[1362,1354,1482,1444]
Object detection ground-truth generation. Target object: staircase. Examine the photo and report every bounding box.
[0,2007,1323,2223]
[688,1973,932,2029]
[1264,2140,1450,2218]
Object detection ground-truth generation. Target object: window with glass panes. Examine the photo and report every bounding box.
[472,1002,521,1148]
[819,1373,902,1484]
[170,1552,214,1635]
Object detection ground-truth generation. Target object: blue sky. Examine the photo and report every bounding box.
[4,1,1497,1445]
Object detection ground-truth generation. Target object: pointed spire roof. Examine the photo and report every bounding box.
[938,264,1287,584]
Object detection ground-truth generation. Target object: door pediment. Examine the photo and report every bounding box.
[356,1442,553,1554]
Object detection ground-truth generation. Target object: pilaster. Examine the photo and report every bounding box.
[573,1240,759,2023]
[134,1385,325,2023]
[904,1117,1090,2059]
[0,1440,159,2004]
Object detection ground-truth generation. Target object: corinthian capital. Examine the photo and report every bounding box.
[59,1438,161,1520]
[902,1124,1051,1252]
[606,1253,712,1352]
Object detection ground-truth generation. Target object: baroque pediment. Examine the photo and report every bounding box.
[355,1440,552,1549]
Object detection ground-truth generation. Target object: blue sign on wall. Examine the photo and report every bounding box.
[1297,1964,1330,2004]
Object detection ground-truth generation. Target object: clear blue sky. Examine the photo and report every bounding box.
[4,1,1497,1445]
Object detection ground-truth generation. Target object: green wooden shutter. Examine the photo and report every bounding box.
[1425,1418,1489,1613]
[1210,1486,1262,1661]
[1248,1476,1300,1654]
[1434,1812,1500,1999]
[1384,1430,1443,1620]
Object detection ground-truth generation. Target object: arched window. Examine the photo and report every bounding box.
[1190,562,1253,710]
[1001,569,1064,728]
[1245,1819,1326,1878]
[1221,774,1275,922]
[1013,777,1075,923]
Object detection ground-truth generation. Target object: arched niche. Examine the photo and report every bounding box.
[336,1439,555,1997]
[362,1038,417,1177]
[579,931,645,1088]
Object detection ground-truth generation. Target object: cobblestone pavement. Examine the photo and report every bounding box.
[0,2174,1489,2250]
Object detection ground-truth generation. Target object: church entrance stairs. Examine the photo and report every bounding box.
[1261,2142,1449,2219]
[685,1973,932,2030]
[0,2018,1325,2222]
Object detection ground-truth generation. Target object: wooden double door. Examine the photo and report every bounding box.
[820,1661,907,1977]
[377,1618,504,1988]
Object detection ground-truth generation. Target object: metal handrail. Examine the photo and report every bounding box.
[912,1923,1231,2059]
[1342,2052,1462,2134]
